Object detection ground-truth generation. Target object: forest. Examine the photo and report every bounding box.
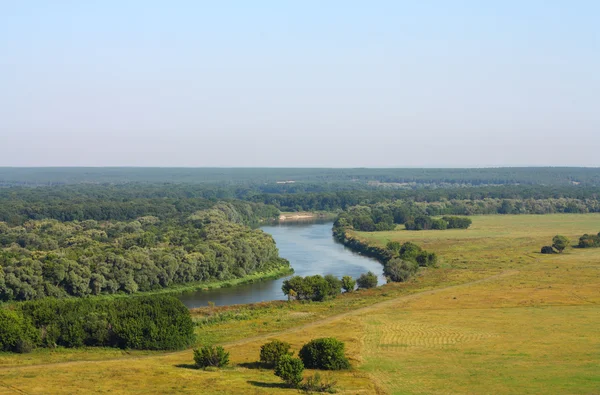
[2,167,600,186]
[0,203,288,301]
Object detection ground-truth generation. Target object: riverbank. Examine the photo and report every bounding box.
[140,264,295,298]
[277,211,337,222]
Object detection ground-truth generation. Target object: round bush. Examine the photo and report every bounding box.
[356,272,378,289]
[275,355,304,388]
[298,338,350,370]
[193,345,230,368]
[260,339,292,367]
[541,246,556,254]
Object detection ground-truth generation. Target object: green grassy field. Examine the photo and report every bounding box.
[0,214,598,394]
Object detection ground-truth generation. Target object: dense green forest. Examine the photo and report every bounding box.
[1,183,600,226]
[0,203,288,301]
[1,296,194,352]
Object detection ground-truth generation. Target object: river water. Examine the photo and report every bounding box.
[178,221,386,308]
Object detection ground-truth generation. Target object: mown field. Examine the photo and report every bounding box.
[1,214,599,394]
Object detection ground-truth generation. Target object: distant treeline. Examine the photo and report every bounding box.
[0,186,280,226]
[0,203,288,301]
[2,167,600,186]
[0,296,194,353]
[1,184,600,226]
[404,216,472,231]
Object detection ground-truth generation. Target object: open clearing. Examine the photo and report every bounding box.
[1,214,599,394]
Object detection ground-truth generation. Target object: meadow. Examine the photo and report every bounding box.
[0,214,598,394]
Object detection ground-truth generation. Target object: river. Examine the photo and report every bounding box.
[178,221,386,308]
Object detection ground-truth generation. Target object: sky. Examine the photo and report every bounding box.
[1,1,598,167]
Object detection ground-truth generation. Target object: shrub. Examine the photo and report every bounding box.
[356,272,378,289]
[193,345,230,368]
[384,259,417,282]
[300,372,338,393]
[323,275,342,298]
[298,338,350,370]
[578,232,600,248]
[541,246,556,254]
[415,251,437,267]
[282,275,341,301]
[260,339,292,367]
[0,309,39,353]
[552,235,569,253]
[275,355,304,388]
[341,276,356,292]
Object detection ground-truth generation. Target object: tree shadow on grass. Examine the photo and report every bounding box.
[247,381,288,389]
[238,361,268,370]
[175,363,199,370]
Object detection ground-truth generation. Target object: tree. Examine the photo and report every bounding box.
[384,259,417,282]
[298,338,350,370]
[356,272,378,289]
[552,235,569,253]
[275,355,304,388]
[260,340,292,367]
[193,345,230,368]
[341,276,356,292]
[323,275,342,298]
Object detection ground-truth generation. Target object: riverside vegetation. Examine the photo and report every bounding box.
[1,168,600,393]
[0,213,599,393]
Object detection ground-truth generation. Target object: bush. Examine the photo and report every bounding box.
[300,372,338,393]
[260,339,292,367]
[282,275,341,301]
[0,309,39,353]
[578,232,600,248]
[323,275,342,298]
[298,338,350,370]
[541,246,556,254]
[193,345,230,368]
[384,259,417,282]
[415,251,437,267]
[356,272,378,289]
[552,235,569,253]
[275,355,304,388]
[341,276,356,292]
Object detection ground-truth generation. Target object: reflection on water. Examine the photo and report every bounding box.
[178,220,386,308]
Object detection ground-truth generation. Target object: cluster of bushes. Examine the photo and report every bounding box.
[334,216,437,285]
[192,337,349,391]
[281,273,377,302]
[541,235,570,254]
[578,232,600,248]
[0,296,195,353]
[0,203,289,301]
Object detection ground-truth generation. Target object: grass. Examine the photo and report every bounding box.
[0,214,598,394]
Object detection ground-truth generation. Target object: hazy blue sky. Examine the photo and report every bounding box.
[1,1,598,167]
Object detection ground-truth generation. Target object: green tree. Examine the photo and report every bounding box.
[341,276,356,292]
[356,272,378,289]
[384,259,417,282]
[274,355,304,388]
[552,235,569,253]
